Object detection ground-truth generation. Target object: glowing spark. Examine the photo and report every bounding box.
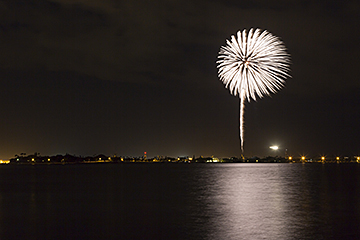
[270,146,279,150]
[217,28,291,153]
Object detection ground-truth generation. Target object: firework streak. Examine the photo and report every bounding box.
[217,28,291,153]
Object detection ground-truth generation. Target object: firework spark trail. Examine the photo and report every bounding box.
[217,28,291,154]
[239,90,245,152]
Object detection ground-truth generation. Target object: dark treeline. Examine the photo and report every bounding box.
[8,153,360,164]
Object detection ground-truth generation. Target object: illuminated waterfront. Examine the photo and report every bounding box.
[2,153,360,164]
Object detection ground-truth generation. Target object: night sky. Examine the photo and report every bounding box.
[0,0,359,159]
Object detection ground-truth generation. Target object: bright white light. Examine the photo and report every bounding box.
[270,146,279,150]
[217,28,291,153]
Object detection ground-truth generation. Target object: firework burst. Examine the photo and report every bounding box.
[217,28,291,153]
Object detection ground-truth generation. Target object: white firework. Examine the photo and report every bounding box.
[217,28,291,153]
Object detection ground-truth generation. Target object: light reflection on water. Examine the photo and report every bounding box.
[203,164,289,239]
[185,163,360,239]
[0,163,360,239]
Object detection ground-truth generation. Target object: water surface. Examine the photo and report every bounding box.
[1,163,359,239]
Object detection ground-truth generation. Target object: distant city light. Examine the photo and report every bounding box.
[269,146,279,150]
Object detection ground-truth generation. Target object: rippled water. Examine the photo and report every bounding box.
[1,163,360,239]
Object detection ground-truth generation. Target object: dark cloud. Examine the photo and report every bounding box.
[0,0,359,159]
[3,0,357,92]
